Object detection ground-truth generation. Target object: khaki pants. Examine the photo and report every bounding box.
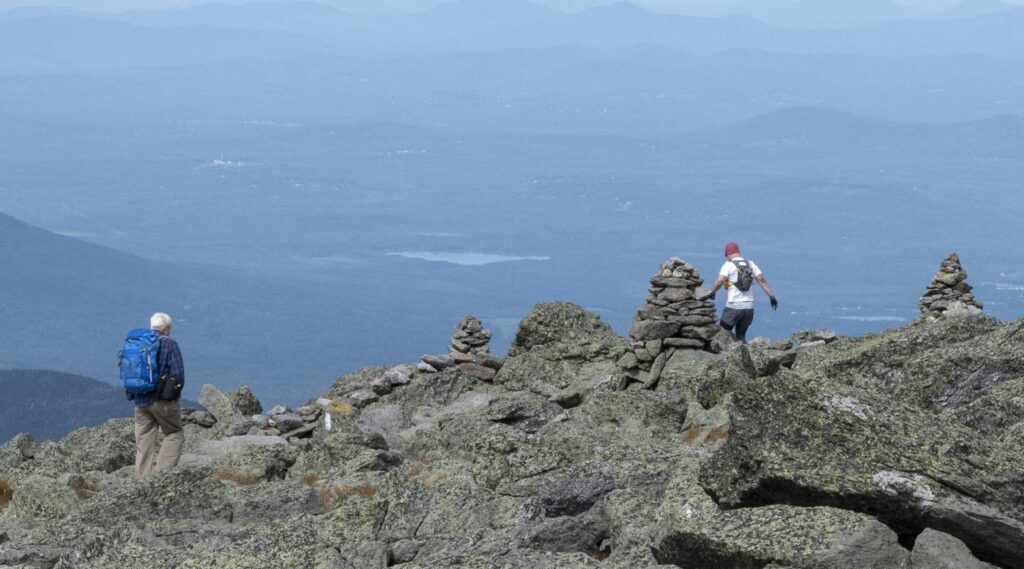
[134,400,184,479]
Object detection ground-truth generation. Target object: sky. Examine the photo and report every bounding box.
[3,0,1021,14]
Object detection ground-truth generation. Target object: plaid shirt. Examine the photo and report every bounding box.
[130,335,185,407]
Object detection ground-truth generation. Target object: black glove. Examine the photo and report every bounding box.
[770,296,778,310]
[709,290,717,301]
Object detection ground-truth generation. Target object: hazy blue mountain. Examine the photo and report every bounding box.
[0,211,500,405]
[2,44,1020,134]
[655,0,922,27]
[940,0,1020,17]
[691,107,1024,158]
[5,0,1019,68]
[0,369,131,442]
[118,0,360,32]
[0,14,333,73]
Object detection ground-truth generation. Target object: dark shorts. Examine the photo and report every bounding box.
[720,307,755,343]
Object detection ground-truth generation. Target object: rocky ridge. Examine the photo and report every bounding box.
[1,256,1023,569]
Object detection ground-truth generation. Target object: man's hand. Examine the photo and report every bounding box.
[769,296,778,310]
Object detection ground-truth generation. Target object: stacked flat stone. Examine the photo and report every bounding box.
[618,257,718,385]
[450,315,492,355]
[416,316,502,381]
[919,253,983,319]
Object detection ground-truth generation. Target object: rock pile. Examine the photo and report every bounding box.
[617,257,718,387]
[186,385,320,440]
[449,315,492,355]
[919,253,983,319]
[415,316,503,381]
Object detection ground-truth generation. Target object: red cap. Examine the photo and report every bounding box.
[724,242,740,256]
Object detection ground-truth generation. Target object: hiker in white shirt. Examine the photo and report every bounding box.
[707,242,777,343]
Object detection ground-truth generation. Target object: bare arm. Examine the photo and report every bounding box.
[709,274,728,295]
[756,274,774,298]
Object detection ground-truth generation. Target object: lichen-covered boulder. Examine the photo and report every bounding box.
[700,371,1024,569]
[657,345,756,408]
[5,475,79,521]
[226,384,263,416]
[910,529,998,569]
[507,302,628,360]
[497,302,627,398]
[654,462,910,569]
[12,419,135,477]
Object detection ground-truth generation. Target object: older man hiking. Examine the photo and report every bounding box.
[708,242,778,343]
[121,312,185,478]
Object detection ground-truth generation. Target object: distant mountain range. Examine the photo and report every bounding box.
[689,107,1024,158]
[2,0,1024,73]
[0,369,130,442]
[3,0,1022,24]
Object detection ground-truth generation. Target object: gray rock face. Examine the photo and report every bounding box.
[199,384,240,424]
[497,302,627,398]
[919,253,984,319]
[270,413,305,434]
[700,369,1024,569]
[227,384,263,416]
[618,257,720,388]
[791,328,839,345]
[911,529,998,569]
[2,295,1024,569]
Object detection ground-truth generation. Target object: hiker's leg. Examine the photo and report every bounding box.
[152,401,184,472]
[720,308,739,338]
[735,309,755,343]
[134,405,159,479]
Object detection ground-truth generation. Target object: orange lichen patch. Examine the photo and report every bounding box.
[0,479,12,511]
[421,473,443,488]
[704,427,729,444]
[682,425,703,443]
[328,401,355,418]
[318,485,379,511]
[213,470,263,486]
[300,474,324,487]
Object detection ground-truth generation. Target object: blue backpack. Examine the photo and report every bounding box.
[119,328,161,394]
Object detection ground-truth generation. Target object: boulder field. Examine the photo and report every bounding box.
[2,266,1023,568]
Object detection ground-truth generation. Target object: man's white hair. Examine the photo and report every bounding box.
[150,312,173,332]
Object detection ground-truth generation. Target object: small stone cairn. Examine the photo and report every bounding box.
[617,257,718,386]
[416,315,502,381]
[919,253,983,319]
[449,315,493,355]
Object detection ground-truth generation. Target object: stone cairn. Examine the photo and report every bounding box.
[415,315,502,381]
[617,257,718,387]
[919,253,983,319]
[449,315,493,355]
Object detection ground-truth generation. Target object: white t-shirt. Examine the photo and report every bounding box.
[719,257,762,309]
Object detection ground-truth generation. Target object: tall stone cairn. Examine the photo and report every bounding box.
[919,253,983,319]
[617,257,718,387]
[450,315,493,355]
